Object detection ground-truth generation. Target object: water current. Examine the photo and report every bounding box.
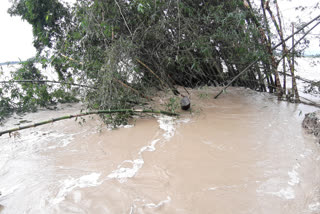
[0,87,319,214]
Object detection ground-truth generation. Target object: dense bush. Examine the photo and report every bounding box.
[4,0,308,124]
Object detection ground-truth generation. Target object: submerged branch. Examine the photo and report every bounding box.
[0,109,179,137]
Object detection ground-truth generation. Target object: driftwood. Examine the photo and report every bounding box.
[0,109,179,137]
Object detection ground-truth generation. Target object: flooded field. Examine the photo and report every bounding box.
[0,87,319,214]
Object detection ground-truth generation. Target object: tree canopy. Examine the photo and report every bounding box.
[2,0,318,124]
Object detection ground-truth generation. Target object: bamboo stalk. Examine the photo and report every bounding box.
[59,54,150,99]
[291,23,300,102]
[275,1,286,94]
[214,59,259,99]
[265,1,286,98]
[136,58,181,96]
[278,70,318,84]
[272,15,320,50]
[0,109,179,137]
[244,0,283,96]
[0,80,96,89]
[136,58,167,88]
[266,2,301,101]
[113,78,152,100]
[114,0,133,37]
[282,55,286,94]
[277,21,320,64]
[214,14,320,99]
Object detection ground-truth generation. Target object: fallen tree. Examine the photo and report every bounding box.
[0,109,178,137]
[2,0,319,126]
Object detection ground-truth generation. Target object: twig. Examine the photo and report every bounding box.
[60,54,84,65]
[113,78,152,100]
[114,0,133,37]
[0,109,179,137]
[136,58,181,96]
[136,58,167,88]
[59,54,148,98]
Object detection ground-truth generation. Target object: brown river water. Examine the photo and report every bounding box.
[0,87,319,214]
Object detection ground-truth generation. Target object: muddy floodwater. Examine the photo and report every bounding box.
[0,87,320,214]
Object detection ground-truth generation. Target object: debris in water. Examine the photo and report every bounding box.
[302,110,320,142]
[180,96,190,110]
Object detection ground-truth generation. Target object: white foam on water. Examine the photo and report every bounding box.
[177,118,191,124]
[105,124,135,131]
[115,124,135,129]
[107,116,191,183]
[0,130,75,173]
[257,178,296,200]
[257,160,304,201]
[45,132,75,149]
[288,164,300,186]
[51,173,102,205]
[309,202,320,211]
[157,116,191,140]
[271,187,295,200]
[139,139,160,154]
[257,185,295,200]
[208,187,218,191]
[0,183,23,200]
[107,139,160,183]
[300,149,313,159]
[288,171,299,186]
[107,159,145,183]
[202,141,213,145]
[208,185,235,191]
[143,196,171,208]
[157,116,176,140]
[208,184,247,191]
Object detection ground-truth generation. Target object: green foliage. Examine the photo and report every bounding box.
[0,88,13,122]
[6,0,275,125]
[0,59,78,123]
[101,111,132,129]
[165,97,180,114]
[8,0,70,51]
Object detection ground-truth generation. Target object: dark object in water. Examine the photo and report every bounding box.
[302,110,320,143]
[180,96,190,110]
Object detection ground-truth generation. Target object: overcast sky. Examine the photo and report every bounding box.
[0,1,36,62]
[0,0,319,63]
